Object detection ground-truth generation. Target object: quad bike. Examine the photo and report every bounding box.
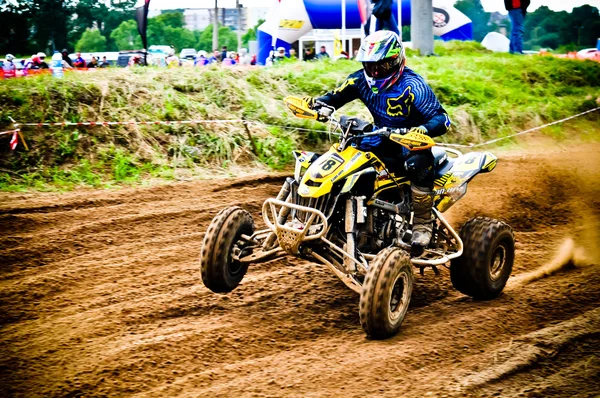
[200,96,515,339]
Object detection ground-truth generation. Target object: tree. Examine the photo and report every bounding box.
[110,20,142,50]
[76,28,107,52]
[523,5,600,50]
[69,0,137,51]
[160,26,197,50]
[0,2,33,55]
[151,12,185,29]
[197,24,238,52]
[570,5,600,47]
[454,0,490,41]
[241,18,265,48]
[145,12,199,50]
[30,0,73,53]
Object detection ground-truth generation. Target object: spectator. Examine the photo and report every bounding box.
[505,0,530,54]
[303,48,315,61]
[61,49,73,67]
[364,0,399,35]
[99,56,110,68]
[265,50,275,67]
[222,51,237,66]
[34,52,49,69]
[250,54,257,65]
[166,48,180,67]
[88,56,98,68]
[195,50,208,66]
[221,46,228,62]
[338,50,350,60]
[317,45,330,60]
[275,46,286,61]
[238,48,252,65]
[289,48,298,59]
[208,50,219,64]
[73,52,86,68]
[128,54,143,67]
[2,54,16,79]
[23,55,36,73]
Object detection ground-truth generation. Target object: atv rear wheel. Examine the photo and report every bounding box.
[359,248,413,339]
[450,217,514,300]
[200,206,255,293]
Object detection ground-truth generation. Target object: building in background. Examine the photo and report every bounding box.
[183,9,212,31]
[181,7,268,32]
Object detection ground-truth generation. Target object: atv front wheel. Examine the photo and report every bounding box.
[359,248,413,339]
[450,217,514,300]
[200,206,255,293]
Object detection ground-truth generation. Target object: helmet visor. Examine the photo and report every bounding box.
[363,56,400,79]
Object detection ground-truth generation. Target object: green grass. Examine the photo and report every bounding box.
[1,40,599,191]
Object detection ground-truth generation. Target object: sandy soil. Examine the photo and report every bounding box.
[1,143,599,398]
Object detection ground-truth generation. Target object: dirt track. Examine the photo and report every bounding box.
[1,143,599,397]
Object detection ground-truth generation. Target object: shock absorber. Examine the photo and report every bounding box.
[344,197,357,273]
[262,178,293,250]
[344,196,366,273]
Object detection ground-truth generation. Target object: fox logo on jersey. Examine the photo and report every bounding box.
[386,86,414,117]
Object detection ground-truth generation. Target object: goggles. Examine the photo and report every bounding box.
[363,56,400,79]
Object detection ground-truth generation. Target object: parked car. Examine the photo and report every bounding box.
[180,48,197,60]
[577,48,600,58]
[117,50,148,67]
[148,45,172,55]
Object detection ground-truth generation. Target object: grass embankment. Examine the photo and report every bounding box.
[1,42,599,191]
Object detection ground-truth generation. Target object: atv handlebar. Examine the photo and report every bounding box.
[314,104,411,138]
[339,127,412,148]
[365,127,411,137]
[348,128,411,142]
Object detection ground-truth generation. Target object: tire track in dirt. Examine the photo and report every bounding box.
[1,145,599,397]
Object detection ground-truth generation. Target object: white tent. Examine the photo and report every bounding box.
[481,32,510,53]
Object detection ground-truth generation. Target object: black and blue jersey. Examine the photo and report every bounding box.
[317,67,450,137]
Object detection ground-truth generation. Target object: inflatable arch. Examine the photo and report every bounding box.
[257,0,473,64]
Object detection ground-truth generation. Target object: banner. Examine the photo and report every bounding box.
[136,0,151,50]
[357,0,372,25]
[333,30,342,58]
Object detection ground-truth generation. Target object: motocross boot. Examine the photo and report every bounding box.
[411,185,434,249]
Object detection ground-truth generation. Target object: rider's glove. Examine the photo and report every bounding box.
[302,96,316,109]
[358,134,382,151]
[409,125,429,135]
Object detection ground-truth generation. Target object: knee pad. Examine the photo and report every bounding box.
[405,152,434,187]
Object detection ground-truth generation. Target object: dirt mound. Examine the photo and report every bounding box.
[1,143,599,397]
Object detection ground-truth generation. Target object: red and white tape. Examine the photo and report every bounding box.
[0,119,246,150]
[0,129,20,136]
[438,106,600,148]
[18,119,245,127]
[1,106,599,151]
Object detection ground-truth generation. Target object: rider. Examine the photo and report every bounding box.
[3,54,16,79]
[304,30,451,250]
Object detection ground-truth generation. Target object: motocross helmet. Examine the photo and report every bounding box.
[6,54,15,61]
[356,31,406,94]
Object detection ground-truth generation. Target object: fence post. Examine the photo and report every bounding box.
[242,120,259,157]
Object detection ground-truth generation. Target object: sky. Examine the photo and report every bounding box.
[147,0,600,13]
